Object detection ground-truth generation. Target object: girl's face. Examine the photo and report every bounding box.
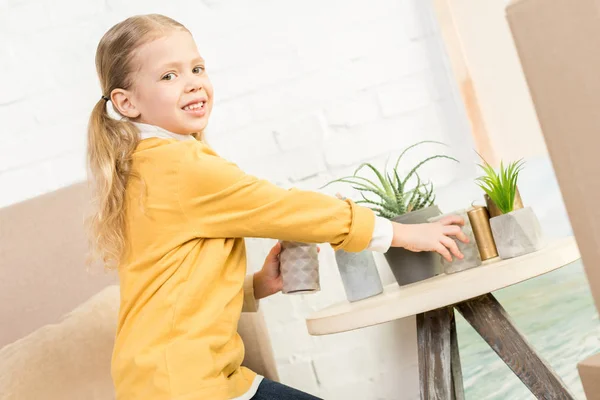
[112,29,214,135]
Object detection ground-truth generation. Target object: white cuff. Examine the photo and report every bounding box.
[366,216,394,253]
[242,274,259,313]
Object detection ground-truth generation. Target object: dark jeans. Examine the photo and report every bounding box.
[251,378,323,400]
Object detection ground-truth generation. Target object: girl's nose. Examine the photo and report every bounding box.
[185,78,203,93]
[185,82,202,93]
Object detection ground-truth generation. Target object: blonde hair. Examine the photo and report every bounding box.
[87,14,190,269]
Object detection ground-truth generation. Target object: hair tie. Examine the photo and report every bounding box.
[101,95,110,102]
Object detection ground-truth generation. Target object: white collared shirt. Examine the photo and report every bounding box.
[133,121,197,142]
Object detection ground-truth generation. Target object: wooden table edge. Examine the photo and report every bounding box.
[306,236,580,336]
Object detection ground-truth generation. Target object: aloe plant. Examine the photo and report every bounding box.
[475,154,525,214]
[321,141,458,219]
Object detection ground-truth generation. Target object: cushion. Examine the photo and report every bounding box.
[0,284,278,400]
[0,285,119,400]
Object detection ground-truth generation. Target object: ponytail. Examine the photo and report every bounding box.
[86,99,139,268]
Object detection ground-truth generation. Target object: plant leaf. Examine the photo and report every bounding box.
[402,155,459,186]
[416,181,435,209]
[353,163,394,198]
[393,140,449,171]
[323,177,389,200]
[406,173,422,211]
[357,193,400,214]
[350,186,396,206]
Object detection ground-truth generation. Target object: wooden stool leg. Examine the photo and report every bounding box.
[450,310,465,400]
[454,293,575,399]
[417,308,453,400]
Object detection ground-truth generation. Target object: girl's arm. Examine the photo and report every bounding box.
[178,143,375,252]
[178,142,468,260]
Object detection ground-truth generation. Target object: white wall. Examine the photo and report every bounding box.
[0,1,477,398]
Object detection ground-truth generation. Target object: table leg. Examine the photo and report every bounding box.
[454,293,575,399]
[450,311,465,400]
[417,308,453,400]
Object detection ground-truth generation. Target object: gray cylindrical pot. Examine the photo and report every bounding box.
[384,205,443,286]
[489,206,545,259]
[334,250,383,302]
[428,210,482,274]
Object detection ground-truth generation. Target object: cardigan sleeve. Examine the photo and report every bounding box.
[176,142,375,252]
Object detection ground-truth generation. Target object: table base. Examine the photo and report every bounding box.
[417,293,575,400]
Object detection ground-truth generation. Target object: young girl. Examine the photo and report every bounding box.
[87,14,468,400]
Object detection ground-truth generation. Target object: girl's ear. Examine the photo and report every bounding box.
[111,89,141,118]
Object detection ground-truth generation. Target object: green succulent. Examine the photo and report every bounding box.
[475,154,525,214]
[321,141,458,219]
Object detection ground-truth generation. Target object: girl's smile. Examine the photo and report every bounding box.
[181,98,207,116]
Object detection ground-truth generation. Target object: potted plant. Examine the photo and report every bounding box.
[322,141,458,287]
[475,157,545,259]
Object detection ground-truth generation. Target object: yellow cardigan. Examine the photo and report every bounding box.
[112,137,375,399]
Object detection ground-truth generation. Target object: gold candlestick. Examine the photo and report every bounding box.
[467,206,499,261]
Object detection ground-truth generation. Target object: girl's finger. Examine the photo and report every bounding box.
[441,236,463,260]
[442,224,461,236]
[435,243,453,262]
[442,225,469,244]
[439,215,465,226]
[455,230,469,244]
[317,246,321,253]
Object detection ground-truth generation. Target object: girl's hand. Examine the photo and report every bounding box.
[253,242,320,300]
[391,215,469,262]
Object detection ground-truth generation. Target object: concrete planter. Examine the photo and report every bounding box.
[279,241,320,294]
[384,205,443,286]
[334,250,383,302]
[428,210,482,274]
[489,207,545,259]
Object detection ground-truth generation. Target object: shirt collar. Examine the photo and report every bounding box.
[132,122,196,142]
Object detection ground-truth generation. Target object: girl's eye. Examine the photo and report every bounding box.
[162,73,176,81]
[192,66,205,74]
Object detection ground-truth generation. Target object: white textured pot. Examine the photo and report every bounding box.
[334,250,383,302]
[279,241,320,294]
[428,209,482,274]
[489,207,545,259]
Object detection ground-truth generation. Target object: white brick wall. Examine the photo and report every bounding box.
[0,0,477,398]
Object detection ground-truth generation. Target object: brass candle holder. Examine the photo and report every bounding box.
[467,206,499,261]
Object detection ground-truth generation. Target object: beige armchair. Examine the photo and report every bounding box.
[0,183,278,400]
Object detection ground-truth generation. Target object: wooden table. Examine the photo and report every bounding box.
[306,237,581,399]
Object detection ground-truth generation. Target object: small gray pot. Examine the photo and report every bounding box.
[334,250,383,302]
[384,205,443,286]
[279,241,320,294]
[489,206,545,259]
[428,210,482,274]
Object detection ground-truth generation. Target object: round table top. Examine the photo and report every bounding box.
[306,236,580,336]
